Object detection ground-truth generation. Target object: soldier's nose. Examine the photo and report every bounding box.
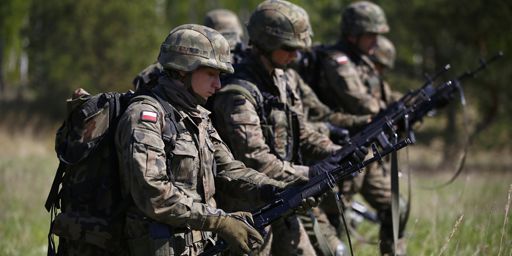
[213,76,221,90]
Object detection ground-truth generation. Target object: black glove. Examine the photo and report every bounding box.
[349,145,368,164]
[310,145,368,178]
[326,123,350,145]
[259,183,285,203]
[308,154,340,178]
[296,196,323,213]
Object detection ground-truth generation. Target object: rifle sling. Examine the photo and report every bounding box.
[390,151,400,253]
[45,161,66,212]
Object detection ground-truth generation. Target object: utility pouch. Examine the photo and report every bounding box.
[51,212,122,251]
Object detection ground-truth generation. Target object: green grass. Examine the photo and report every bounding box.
[0,130,57,256]
[0,128,510,256]
[347,171,512,256]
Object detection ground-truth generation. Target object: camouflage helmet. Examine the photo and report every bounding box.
[158,24,234,74]
[203,9,244,50]
[370,35,396,69]
[341,1,389,36]
[247,0,312,52]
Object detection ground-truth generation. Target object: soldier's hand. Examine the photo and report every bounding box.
[259,182,285,202]
[296,196,320,213]
[216,212,264,254]
[349,146,368,163]
[352,114,372,127]
[308,154,340,178]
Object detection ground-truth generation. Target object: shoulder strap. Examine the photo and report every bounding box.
[219,78,268,125]
[146,88,187,147]
[220,79,262,107]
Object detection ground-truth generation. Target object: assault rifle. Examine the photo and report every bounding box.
[201,52,503,256]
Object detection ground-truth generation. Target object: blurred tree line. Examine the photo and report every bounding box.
[0,0,511,149]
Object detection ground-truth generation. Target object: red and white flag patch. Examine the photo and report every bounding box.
[141,111,158,123]
[336,56,349,64]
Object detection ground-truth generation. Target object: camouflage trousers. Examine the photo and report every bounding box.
[299,207,346,256]
[255,214,317,256]
[321,162,406,255]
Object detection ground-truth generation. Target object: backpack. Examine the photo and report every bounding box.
[292,44,328,90]
[44,87,178,255]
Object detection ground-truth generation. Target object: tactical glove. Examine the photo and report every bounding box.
[309,146,369,178]
[296,195,324,214]
[259,180,286,203]
[349,145,368,163]
[326,123,350,145]
[308,156,340,178]
[204,212,263,254]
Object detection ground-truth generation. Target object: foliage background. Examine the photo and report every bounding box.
[0,0,511,255]
[1,0,511,147]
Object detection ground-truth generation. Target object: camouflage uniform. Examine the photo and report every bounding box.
[211,1,343,255]
[116,24,283,256]
[296,69,370,142]
[313,2,405,255]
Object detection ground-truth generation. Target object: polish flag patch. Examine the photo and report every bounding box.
[141,111,158,123]
[336,56,349,64]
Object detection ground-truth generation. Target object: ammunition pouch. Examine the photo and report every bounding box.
[51,212,125,253]
[124,214,214,256]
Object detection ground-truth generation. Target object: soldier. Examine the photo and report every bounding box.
[370,35,396,74]
[133,9,246,92]
[203,8,246,65]
[115,24,289,255]
[289,11,371,143]
[313,1,406,255]
[370,35,402,102]
[211,1,367,255]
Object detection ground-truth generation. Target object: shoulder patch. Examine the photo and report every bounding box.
[140,111,158,123]
[336,55,349,64]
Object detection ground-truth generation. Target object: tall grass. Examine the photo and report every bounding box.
[0,127,510,256]
[0,127,57,255]
[341,153,512,256]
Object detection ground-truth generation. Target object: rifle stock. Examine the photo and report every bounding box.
[200,51,503,256]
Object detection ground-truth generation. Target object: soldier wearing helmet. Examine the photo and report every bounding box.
[132,9,246,92]
[116,24,288,256]
[370,35,403,102]
[203,8,248,65]
[371,35,396,72]
[310,2,406,255]
[204,9,243,51]
[210,1,369,255]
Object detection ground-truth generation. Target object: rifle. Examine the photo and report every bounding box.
[200,52,503,256]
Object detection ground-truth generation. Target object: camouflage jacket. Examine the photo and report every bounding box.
[296,72,371,132]
[115,75,281,229]
[316,41,394,115]
[211,53,340,182]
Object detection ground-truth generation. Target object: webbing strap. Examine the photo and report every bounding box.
[334,193,354,256]
[44,161,66,212]
[390,151,400,254]
[308,211,334,256]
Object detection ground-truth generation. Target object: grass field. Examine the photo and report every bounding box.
[0,128,510,256]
